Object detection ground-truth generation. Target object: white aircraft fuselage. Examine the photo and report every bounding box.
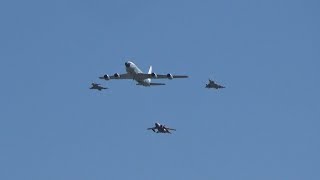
[125,61,152,86]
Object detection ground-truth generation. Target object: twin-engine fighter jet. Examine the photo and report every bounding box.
[206,79,225,89]
[99,61,188,86]
[90,83,108,91]
[147,122,176,134]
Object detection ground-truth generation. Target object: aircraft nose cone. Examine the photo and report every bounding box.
[125,62,130,68]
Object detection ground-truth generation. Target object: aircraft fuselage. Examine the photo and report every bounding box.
[125,61,151,86]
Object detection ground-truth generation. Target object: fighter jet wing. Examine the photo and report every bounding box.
[147,127,156,132]
[99,73,133,80]
[217,84,225,88]
[166,128,176,131]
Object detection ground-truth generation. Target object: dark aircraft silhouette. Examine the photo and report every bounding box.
[205,79,225,89]
[90,83,108,91]
[147,122,176,134]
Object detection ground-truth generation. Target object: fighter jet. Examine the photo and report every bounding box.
[99,61,188,87]
[147,122,176,134]
[206,79,225,89]
[90,83,108,91]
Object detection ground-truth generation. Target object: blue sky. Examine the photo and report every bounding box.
[0,0,319,179]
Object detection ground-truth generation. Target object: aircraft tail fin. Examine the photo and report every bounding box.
[148,66,152,74]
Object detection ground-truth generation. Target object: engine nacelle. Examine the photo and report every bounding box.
[167,73,173,80]
[103,74,110,80]
[114,73,120,78]
[151,72,157,78]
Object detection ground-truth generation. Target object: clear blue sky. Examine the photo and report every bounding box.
[1,0,319,179]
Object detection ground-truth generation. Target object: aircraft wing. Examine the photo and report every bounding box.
[131,73,188,79]
[100,73,188,80]
[214,83,225,89]
[147,127,156,132]
[99,73,133,80]
[166,128,176,131]
[155,74,188,79]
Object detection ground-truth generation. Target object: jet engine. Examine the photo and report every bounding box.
[166,73,173,80]
[103,74,110,80]
[114,73,120,78]
[151,72,157,78]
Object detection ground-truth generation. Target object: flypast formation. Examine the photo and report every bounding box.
[90,61,225,89]
[90,60,225,134]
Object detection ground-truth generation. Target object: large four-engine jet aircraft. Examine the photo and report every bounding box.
[99,61,188,86]
[147,122,176,134]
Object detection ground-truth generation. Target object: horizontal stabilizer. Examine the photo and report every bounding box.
[136,83,166,86]
[149,83,166,86]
